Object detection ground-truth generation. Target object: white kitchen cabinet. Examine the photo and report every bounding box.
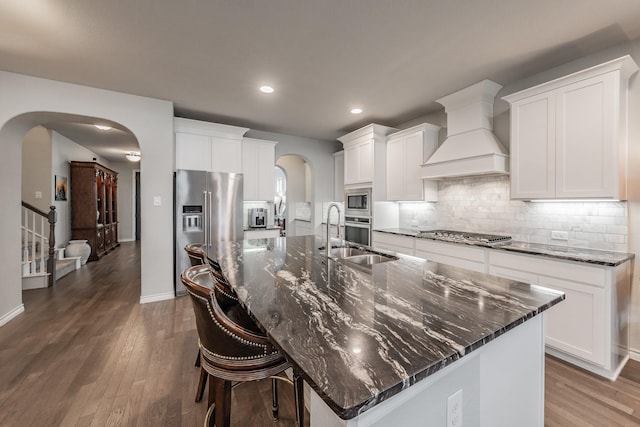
[339,124,397,200]
[174,118,247,173]
[503,56,638,200]
[372,231,414,256]
[175,132,211,171]
[343,140,372,185]
[243,138,277,201]
[211,138,243,173]
[244,228,280,239]
[414,239,487,274]
[333,151,344,201]
[386,124,440,201]
[488,250,629,379]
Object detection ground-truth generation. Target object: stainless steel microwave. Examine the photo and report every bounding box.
[345,188,371,217]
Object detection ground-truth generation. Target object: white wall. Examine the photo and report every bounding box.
[0,71,174,326]
[22,126,52,212]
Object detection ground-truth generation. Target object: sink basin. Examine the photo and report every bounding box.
[343,253,398,265]
[321,245,398,265]
[330,247,368,258]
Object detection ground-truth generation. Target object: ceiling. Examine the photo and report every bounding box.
[2,1,640,161]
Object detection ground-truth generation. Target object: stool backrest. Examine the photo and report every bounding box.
[181,265,276,363]
[184,243,206,266]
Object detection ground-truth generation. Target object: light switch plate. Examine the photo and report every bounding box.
[153,196,162,206]
[35,191,42,199]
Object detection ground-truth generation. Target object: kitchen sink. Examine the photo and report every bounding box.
[342,254,397,265]
[329,247,368,258]
[321,245,398,265]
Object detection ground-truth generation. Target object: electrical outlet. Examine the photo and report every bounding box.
[35,191,42,199]
[551,230,568,241]
[447,389,463,427]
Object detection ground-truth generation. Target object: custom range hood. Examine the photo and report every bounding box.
[421,79,508,179]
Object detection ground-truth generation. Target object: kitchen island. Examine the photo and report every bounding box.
[212,236,564,426]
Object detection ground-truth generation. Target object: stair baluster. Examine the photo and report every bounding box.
[21,202,57,287]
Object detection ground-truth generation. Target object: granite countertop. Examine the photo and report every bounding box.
[212,236,564,419]
[374,228,635,267]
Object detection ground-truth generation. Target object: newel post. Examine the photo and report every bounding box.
[47,206,57,287]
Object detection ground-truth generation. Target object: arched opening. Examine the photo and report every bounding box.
[276,154,313,236]
[18,112,141,294]
[274,165,287,232]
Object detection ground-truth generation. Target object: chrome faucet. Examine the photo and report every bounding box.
[326,203,342,258]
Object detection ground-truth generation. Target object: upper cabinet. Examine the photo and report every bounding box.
[386,123,440,202]
[174,118,248,173]
[333,151,344,201]
[243,138,277,201]
[338,124,397,200]
[174,118,278,202]
[503,56,638,200]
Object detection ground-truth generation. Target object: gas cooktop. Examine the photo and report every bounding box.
[417,230,512,244]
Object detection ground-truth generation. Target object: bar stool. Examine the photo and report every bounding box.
[182,264,304,427]
[185,244,263,403]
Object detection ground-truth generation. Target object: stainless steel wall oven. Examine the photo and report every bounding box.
[344,216,371,246]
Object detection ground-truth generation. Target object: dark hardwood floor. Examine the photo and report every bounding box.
[1,241,639,426]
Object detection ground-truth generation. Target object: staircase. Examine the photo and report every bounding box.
[21,203,81,290]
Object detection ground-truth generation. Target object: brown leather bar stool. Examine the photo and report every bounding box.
[185,242,206,266]
[182,264,304,427]
[185,243,260,405]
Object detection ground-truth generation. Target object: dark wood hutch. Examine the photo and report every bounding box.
[70,161,119,261]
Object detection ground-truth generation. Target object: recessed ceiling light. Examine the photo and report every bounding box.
[351,108,363,114]
[259,85,274,94]
[94,124,112,131]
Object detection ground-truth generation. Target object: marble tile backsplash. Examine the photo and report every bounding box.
[398,175,628,252]
[295,202,312,221]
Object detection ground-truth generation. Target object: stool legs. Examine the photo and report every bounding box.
[294,372,305,427]
[214,377,232,427]
[271,378,279,421]
[195,368,208,402]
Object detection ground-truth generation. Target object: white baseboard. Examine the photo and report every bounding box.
[119,238,136,243]
[630,348,640,362]
[140,291,175,304]
[0,304,25,327]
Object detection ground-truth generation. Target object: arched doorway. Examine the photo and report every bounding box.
[19,114,140,289]
[0,71,174,326]
[276,154,313,236]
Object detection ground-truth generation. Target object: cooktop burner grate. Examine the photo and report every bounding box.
[418,229,512,243]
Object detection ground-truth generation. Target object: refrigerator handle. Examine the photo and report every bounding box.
[208,191,213,248]
[202,191,208,249]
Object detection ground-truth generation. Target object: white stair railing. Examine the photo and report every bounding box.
[21,203,57,286]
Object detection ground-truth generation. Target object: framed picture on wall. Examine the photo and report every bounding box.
[55,175,68,201]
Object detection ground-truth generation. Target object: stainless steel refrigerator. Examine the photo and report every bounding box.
[174,170,243,295]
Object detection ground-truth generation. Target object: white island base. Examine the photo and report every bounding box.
[310,315,545,427]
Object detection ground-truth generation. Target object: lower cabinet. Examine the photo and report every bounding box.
[414,239,487,274]
[372,232,415,255]
[244,229,280,239]
[371,231,631,380]
[488,251,629,379]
